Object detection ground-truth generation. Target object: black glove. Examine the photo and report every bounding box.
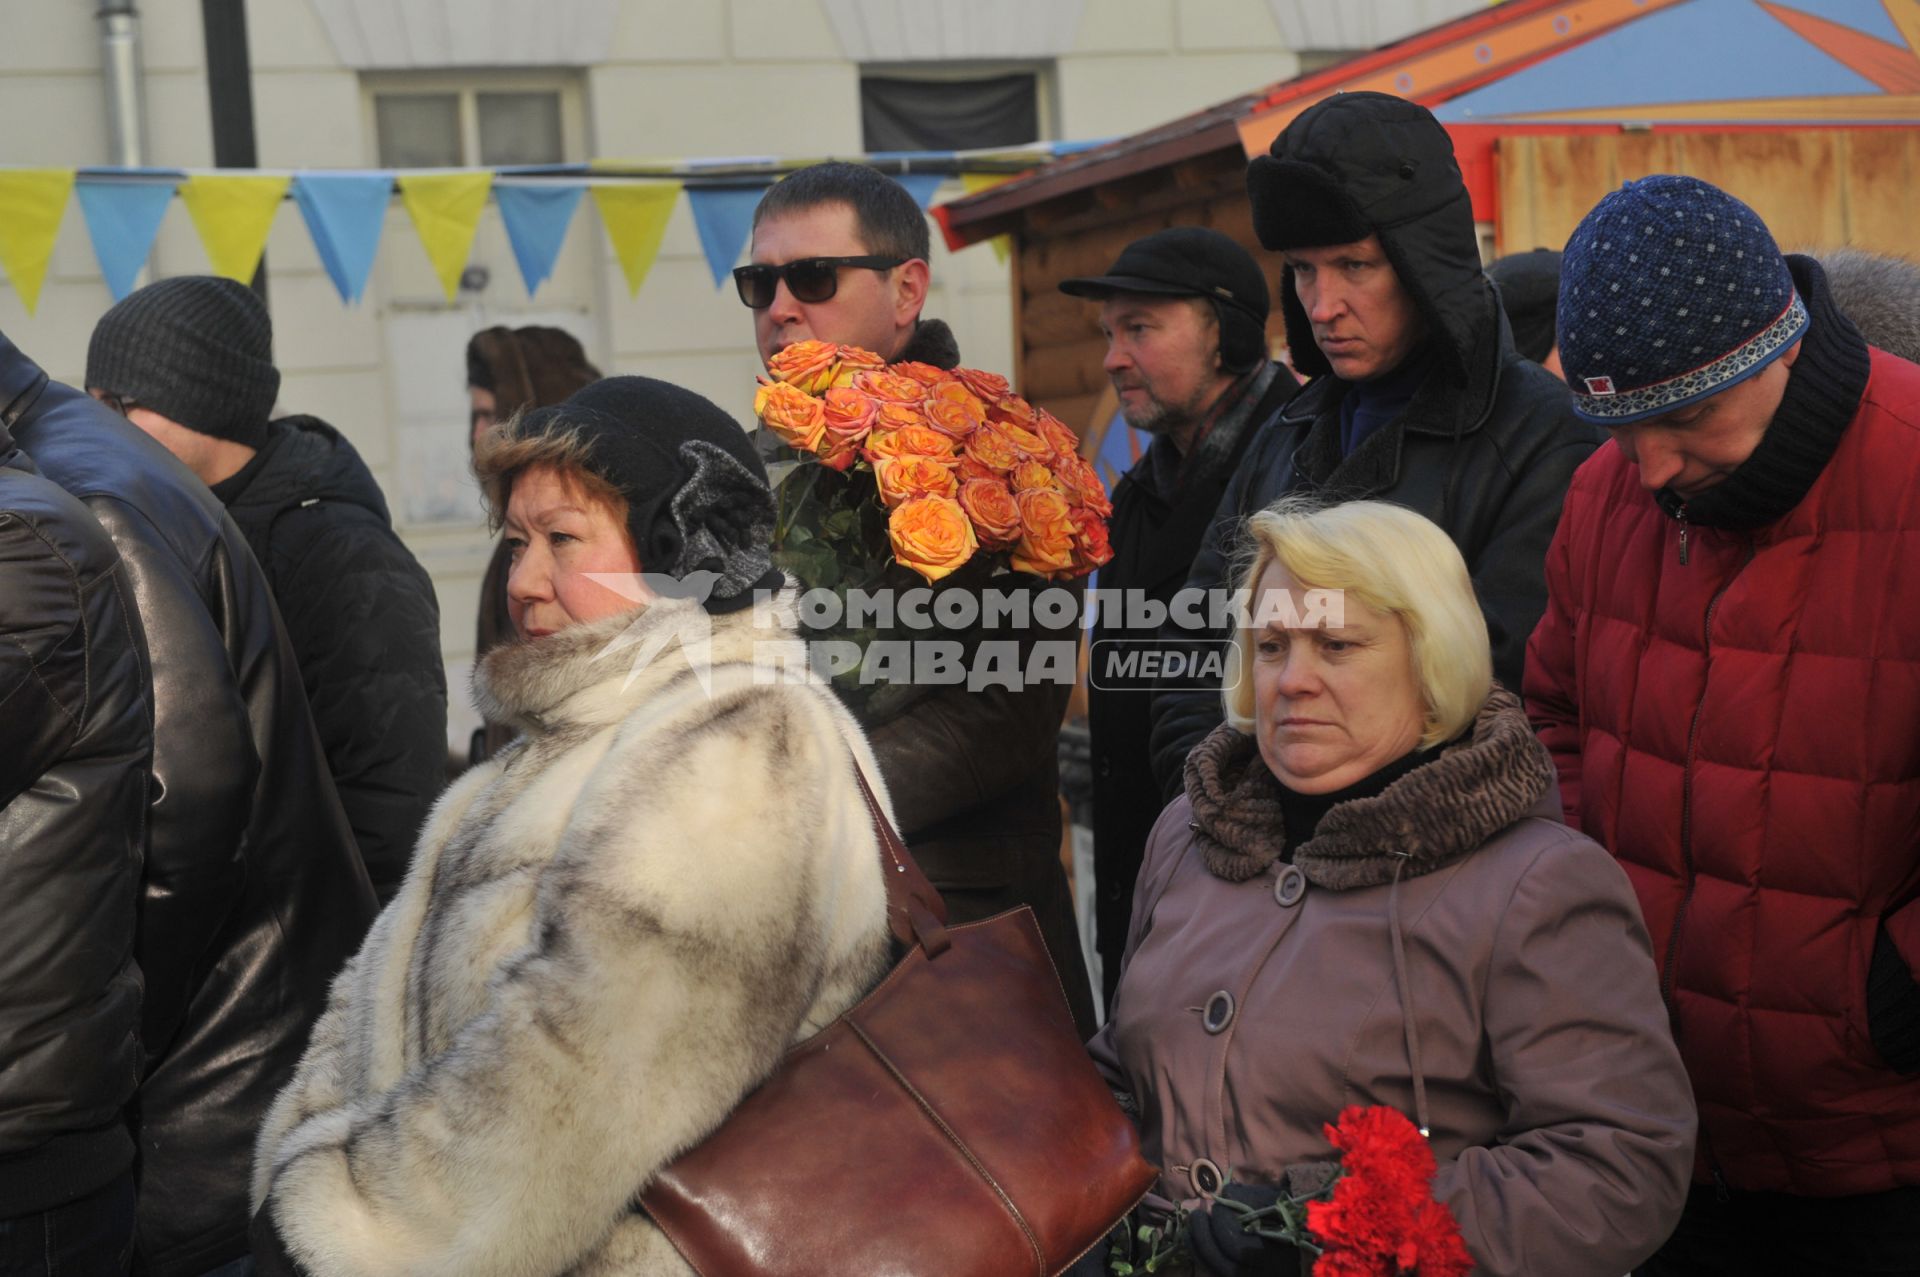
[1187,1182,1302,1277]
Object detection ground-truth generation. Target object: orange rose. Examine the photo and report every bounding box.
[818,387,878,472]
[754,380,826,453]
[1035,410,1080,461]
[953,366,1011,402]
[889,495,979,583]
[1010,460,1060,493]
[988,395,1040,431]
[1012,488,1077,578]
[864,424,958,466]
[1071,506,1114,572]
[995,419,1052,461]
[1056,453,1114,517]
[958,477,1021,550]
[766,340,842,395]
[875,455,960,508]
[852,370,929,405]
[956,455,1003,484]
[892,361,953,388]
[828,346,887,389]
[923,391,985,441]
[963,423,1021,472]
[874,401,925,433]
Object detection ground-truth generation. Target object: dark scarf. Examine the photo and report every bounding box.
[1182,688,1554,889]
[1337,342,1437,457]
[1657,255,1871,532]
[1131,361,1283,503]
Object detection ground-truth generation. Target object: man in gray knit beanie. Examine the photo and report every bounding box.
[87,274,447,903]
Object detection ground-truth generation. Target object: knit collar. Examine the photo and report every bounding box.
[1657,255,1870,532]
[1182,687,1554,889]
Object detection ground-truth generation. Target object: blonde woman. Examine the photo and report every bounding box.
[1087,498,1696,1276]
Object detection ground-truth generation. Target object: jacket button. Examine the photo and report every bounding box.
[1274,865,1307,908]
[1190,1158,1223,1197]
[1202,989,1235,1034]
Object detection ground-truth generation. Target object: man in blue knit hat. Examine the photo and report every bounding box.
[1527,174,1920,1272]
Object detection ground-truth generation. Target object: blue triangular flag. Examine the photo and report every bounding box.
[75,176,177,301]
[495,183,584,296]
[292,171,392,304]
[685,185,768,288]
[895,173,947,211]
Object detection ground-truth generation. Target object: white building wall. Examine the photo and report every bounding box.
[0,0,1300,750]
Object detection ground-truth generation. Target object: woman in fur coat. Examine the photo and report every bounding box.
[249,377,896,1276]
[1081,499,1697,1277]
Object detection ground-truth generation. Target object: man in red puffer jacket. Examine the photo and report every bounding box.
[1526,175,1920,1273]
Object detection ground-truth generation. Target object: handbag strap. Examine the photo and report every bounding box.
[851,759,952,958]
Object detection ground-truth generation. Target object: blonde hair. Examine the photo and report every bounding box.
[471,409,628,534]
[1221,497,1491,748]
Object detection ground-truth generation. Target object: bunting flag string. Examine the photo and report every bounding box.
[0,169,75,314]
[685,184,771,289]
[292,171,393,304]
[590,181,681,297]
[0,142,1101,310]
[397,171,493,302]
[180,174,290,283]
[75,174,177,301]
[959,172,1016,264]
[495,182,586,295]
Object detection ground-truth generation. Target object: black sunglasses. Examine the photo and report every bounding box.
[732,255,908,309]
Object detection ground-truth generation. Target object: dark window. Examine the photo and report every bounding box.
[860,74,1039,152]
[375,93,461,168]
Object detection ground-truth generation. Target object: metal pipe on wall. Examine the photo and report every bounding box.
[96,0,148,169]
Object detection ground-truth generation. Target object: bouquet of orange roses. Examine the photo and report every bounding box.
[755,340,1112,719]
[755,340,1114,586]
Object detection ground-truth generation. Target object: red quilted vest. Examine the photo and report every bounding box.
[1526,348,1920,1196]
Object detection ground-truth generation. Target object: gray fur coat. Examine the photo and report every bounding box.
[251,593,895,1276]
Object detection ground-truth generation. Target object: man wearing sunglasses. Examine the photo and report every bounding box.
[741,161,957,371]
[740,163,1097,1039]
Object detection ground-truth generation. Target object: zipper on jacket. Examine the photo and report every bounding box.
[1675,504,1690,566]
[1660,540,1754,1199]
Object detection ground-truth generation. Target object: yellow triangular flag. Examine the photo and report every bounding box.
[397,171,493,301]
[960,172,1014,264]
[0,168,75,314]
[180,174,290,284]
[591,182,682,297]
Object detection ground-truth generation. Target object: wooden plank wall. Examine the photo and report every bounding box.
[1496,129,1920,258]
[1011,147,1292,439]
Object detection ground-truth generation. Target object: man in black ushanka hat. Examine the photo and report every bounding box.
[1527,173,1920,1275]
[1147,92,1600,798]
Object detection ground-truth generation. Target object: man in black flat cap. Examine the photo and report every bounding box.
[1058,226,1298,1007]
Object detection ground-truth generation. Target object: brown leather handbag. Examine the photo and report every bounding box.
[639,765,1154,1276]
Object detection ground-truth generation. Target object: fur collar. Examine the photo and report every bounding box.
[474,588,794,734]
[1183,688,1554,889]
[898,317,961,371]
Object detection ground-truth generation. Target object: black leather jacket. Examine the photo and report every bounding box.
[0,426,149,1218]
[1,339,377,1276]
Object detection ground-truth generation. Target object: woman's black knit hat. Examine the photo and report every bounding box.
[511,376,781,613]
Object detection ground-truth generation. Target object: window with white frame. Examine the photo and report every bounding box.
[367,74,582,169]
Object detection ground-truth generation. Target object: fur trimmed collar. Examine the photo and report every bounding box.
[1183,688,1554,889]
[474,587,794,734]
[898,317,961,371]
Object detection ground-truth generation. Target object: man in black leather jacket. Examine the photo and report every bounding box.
[2,332,377,1277]
[0,422,150,1276]
[744,162,1096,1036]
[1147,92,1601,799]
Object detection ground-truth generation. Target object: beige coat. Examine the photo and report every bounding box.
[1089,693,1696,1276]
[252,595,894,1276]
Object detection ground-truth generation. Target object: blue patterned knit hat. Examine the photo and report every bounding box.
[1557,175,1807,424]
